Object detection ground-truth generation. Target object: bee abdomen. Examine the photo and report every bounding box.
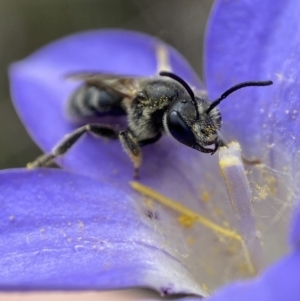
[67,85,126,119]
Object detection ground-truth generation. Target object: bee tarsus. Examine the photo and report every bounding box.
[28,124,118,167]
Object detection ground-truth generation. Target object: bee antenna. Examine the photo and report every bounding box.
[159,71,199,119]
[206,80,273,114]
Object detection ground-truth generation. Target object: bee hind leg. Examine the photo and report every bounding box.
[27,124,118,169]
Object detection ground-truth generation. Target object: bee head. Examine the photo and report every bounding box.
[159,71,273,154]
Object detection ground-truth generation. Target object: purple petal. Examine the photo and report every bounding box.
[205,0,300,161]
[290,203,300,248]
[203,2,300,297]
[207,250,300,301]
[0,168,204,296]
[147,297,202,301]
[205,0,299,266]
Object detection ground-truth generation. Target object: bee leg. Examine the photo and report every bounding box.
[193,144,214,154]
[218,139,227,147]
[27,124,118,168]
[119,130,142,179]
[138,132,162,147]
[211,139,226,155]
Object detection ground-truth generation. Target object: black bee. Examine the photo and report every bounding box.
[28,52,272,178]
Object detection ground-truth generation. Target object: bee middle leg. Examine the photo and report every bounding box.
[27,124,118,168]
[138,132,162,147]
[119,130,142,179]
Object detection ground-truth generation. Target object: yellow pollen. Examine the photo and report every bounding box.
[130,181,255,275]
[201,283,211,294]
[213,207,223,217]
[255,184,270,200]
[178,215,196,228]
[145,198,154,210]
[187,236,195,245]
[201,190,211,202]
[219,156,240,169]
[219,141,242,169]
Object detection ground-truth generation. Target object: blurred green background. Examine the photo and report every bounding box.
[0,0,213,169]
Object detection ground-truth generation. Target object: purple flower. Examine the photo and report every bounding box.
[4,0,300,300]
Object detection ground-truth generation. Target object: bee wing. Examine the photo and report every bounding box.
[66,72,146,98]
[194,89,208,99]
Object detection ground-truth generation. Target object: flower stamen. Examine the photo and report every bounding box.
[219,141,263,273]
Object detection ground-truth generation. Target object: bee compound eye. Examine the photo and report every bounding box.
[167,110,196,147]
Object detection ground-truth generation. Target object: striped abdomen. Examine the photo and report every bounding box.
[67,85,126,119]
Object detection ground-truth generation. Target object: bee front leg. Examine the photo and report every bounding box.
[27,124,118,168]
[211,139,227,155]
[119,130,142,179]
[193,143,214,154]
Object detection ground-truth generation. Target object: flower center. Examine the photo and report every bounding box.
[131,140,291,292]
[131,179,256,275]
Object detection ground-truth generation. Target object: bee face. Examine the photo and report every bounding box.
[164,94,221,152]
[160,71,272,155]
[192,104,221,145]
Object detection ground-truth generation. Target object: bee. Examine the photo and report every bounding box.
[27,48,273,178]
